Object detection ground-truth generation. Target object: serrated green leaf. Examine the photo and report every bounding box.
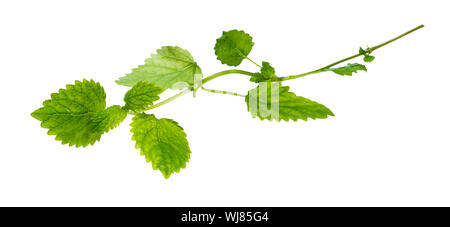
[214,30,254,66]
[31,79,127,147]
[328,63,367,76]
[123,81,164,112]
[250,61,277,83]
[116,46,202,89]
[245,82,334,122]
[130,113,191,179]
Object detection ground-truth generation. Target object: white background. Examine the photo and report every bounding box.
[1,0,449,207]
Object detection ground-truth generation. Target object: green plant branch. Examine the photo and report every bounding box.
[32,26,424,179]
[142,25,424,113]
[276,24,424,82]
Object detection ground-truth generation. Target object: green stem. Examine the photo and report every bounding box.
[369,24,424,52]
[277,24,424,82]
[143,69,253,111]
[245,56,262,68]
[237,49,262,68]
[201,69,253,84]
[145,89,191,111]
[201,86,246,97]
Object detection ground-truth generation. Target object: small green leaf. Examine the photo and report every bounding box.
[363,55,375,63]
[359,47,367,55]
[116,46,202,89]
[245,82,334,122]
[130,113,191,179]
[123,81,164,112]
[214,30,254,66]
[261,61,275,78]
[359,47,375,63]
[31,79,127,147]
[250,61,277,83]
[328,63,367,76]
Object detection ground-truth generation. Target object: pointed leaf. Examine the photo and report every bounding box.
[245,82,334,122]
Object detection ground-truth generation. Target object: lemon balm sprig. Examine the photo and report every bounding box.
[31,25,424,178]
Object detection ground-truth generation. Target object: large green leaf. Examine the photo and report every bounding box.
[31,79,127,147]
[116,46,202,89]
[245,82,334,121]
[130,113,191,179]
